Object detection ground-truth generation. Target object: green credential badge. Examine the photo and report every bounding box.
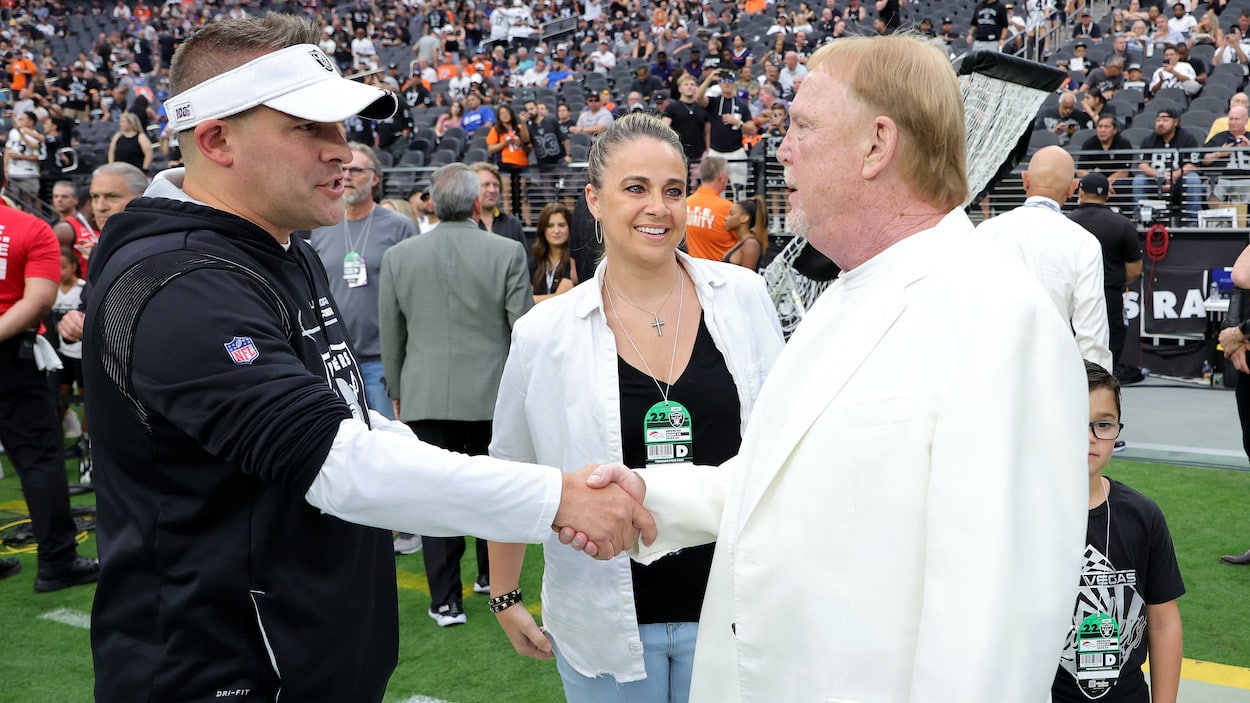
[1076,611,1121,696]
[643,400,692,468]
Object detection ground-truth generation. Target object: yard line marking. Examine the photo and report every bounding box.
[396,695,458,703]
[39,607,91,630]
[0,499,29,513]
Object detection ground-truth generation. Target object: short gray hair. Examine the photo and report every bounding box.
[347,141,384,201]
[699,154,728,184]
[431,163,480,221]
[93,162,149,197]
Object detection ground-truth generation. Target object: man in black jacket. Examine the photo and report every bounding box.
[83,14,654,703]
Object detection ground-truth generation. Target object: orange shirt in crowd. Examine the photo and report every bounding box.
[745,0,767,13]
[685,185,735,261]
[9,55,36,91]
[436,61,458,81]
[487,127,530,168]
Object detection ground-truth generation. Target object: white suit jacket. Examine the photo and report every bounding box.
[976,197,1113,372]
[636,210,1089,703]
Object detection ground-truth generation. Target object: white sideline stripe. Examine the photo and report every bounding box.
[39,607,91,629]
[397,696,457,703]
[1127,442,1248,458]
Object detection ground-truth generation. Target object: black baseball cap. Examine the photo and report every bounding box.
[1080,172,1109,196]
[1158,106,1182,119]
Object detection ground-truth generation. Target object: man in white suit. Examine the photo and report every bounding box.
[580,35,1089,702]
[975,145,1113,372]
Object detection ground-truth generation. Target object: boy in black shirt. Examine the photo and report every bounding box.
[1052,361,1185,703]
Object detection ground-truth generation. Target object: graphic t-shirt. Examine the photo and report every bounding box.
[1051,479,1185,702]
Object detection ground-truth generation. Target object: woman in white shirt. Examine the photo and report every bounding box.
[487,113,783,703]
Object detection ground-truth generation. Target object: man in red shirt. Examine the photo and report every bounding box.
[685,155,736,260]
[0,199,99,589]
[51,180,96,276]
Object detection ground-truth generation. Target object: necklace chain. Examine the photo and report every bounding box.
[342,205,376,254]
[605,272,680,336]
[605,272,685,403]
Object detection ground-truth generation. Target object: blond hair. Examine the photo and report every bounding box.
[808,35,968,209]
[586,112,686,190]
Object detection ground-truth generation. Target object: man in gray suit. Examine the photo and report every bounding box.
[378,162,533,627]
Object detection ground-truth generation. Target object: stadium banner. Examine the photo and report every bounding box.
[1124,233,1246,377]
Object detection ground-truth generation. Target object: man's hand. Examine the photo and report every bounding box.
[58,309,85,343]
[552,463,655,558]
[556,464,649,554]
[1231,343,1250,374]
[495,602,553,660]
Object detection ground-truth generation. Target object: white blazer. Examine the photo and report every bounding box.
[491,252,784,681]
[637,210,1089,702]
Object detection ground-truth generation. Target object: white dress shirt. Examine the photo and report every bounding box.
[976,195,1113,371]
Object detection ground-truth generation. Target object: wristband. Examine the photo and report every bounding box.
[489,588,523,613]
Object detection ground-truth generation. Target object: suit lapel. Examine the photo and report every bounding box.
[734,281,910,523]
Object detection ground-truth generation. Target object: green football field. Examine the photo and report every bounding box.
[2,447,1248,702]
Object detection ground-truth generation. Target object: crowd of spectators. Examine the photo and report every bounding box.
[0,0,876,231]
[1018,0,1250,225]
[4,0,1250,232]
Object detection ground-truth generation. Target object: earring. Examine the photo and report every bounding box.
[594,219,604,245]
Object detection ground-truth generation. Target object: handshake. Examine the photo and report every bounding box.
[551,463,655,559]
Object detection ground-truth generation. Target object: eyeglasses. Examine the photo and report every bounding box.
[343,166,374,176]
[1089,421,1124,441]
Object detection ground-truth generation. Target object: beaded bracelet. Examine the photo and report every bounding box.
[489,588,523,613]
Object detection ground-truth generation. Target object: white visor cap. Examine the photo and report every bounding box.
[165,44,397,132]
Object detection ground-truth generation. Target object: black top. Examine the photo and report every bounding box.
[1069,203,1142,289]
[1137,129,1202,171]
[527,114,567,165]
[879,0,903,29]
[529,254,574,294]
[619,315,741,624]
[972,0,1008,40]
[112,133,145,171]
[705,95,749,153]
[1050,479,1185,703]
[664,99,710,161]
[1204,130,1250,176]
[1078,134,1134,175]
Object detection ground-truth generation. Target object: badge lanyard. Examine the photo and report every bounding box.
[1077,478,1120,692]
[604,272,693,469]
[342,207,375,288]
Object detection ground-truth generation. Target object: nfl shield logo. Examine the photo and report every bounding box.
[224,336,259,365]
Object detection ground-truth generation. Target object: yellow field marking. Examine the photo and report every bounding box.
[0,499,29,513]
[1144,658,1250,689]
[396,570,430,595]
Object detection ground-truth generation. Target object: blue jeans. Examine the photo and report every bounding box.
[358,358,394,420]
[554,622,698,703]
[1132,171,1203,222]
